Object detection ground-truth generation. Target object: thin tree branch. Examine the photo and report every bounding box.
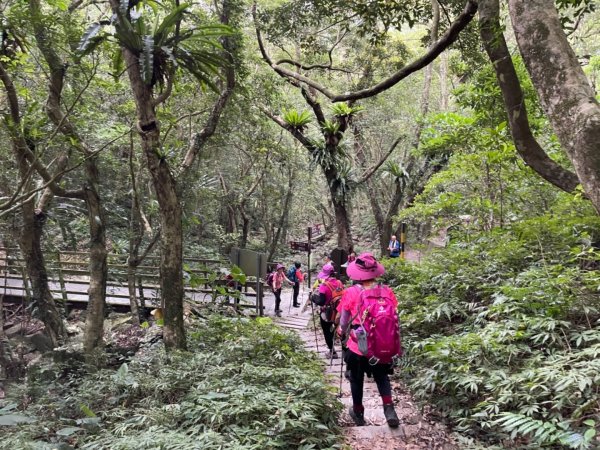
[258,105,317,152]
[358,135,405,183]
[255,0,478,102]
[179,0,236,176]
[152,70,174,107]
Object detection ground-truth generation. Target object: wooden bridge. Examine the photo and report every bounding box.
[0,246,265,315]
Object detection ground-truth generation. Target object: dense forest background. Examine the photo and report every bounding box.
[1,0,599,448]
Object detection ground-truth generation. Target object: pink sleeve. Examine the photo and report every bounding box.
[338,285,361,316]
[318,283,332,303]
[385,286,398,308]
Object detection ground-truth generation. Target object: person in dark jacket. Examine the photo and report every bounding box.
[287,261,303,307]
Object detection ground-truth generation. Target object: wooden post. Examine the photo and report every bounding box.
[307,226,312,289]
[400,222,407,260]
[137,276,146,311]
[256,252,263,316]
[21,266,31,303]
[57,252,68,304]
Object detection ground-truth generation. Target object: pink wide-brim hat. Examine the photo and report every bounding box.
[317,263,335,279]
[276,263,285,270]
[346,252,385,281]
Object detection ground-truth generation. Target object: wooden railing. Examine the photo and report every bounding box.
[0,247,264,315]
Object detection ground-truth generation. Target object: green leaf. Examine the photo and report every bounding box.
[140,34,154,84]
[153,3,190,47]
[56,426,84,436]
[283,109,312,128]
[48,0,68,11]
[80,404,97,418]
[0,414,36,426]
[77,22,106,55]
[198,392,229,400]
[111,48,124,81]
[584,428,596,441]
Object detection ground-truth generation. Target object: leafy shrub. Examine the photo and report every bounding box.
[0,315,341,450]
[384,209,600,449]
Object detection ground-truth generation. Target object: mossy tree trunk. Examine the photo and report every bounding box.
[507,0,600,213]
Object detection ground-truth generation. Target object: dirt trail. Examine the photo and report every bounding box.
[271,289,457,449]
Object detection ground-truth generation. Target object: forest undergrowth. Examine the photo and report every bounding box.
[0,314,342,450]
[384,206,600,450]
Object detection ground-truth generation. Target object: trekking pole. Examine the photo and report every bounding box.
[329,323,338,367]
[310,300,319,353]
[288,286,292,315]
[338,324,352,398]
[338,351,344,397]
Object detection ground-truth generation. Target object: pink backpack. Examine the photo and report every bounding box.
[353,285,403,364]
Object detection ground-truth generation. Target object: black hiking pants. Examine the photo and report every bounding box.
[320,316,335,351]
[345,350,393,407]
[292,282,300,305]
[274,288,282,312]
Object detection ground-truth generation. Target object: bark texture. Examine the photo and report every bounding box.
[82,181,108,353]
[111,0,236,349]
[19,206,67,347]
[479,0,580,194]
[119,40,187,349]
[29,0,109,353]
[508,0,600,213]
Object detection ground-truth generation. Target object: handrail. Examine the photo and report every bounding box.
[0,246,263,314]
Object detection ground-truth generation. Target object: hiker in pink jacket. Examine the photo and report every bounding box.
[338,253,402,428]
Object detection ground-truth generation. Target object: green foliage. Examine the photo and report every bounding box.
[320,119,340,136]
[77,2,230,89]
[1,315,342,450]
[283,109,312,129]
[385,206,600,449]
[330,102,363,117]
[258,0,430,47]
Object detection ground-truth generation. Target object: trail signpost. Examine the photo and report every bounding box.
[288,225,322,288]
[289,241,312,252]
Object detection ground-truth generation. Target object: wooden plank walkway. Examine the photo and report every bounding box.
[0,247,264,312]
[0,272,262,309]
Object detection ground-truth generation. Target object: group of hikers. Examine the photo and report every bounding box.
[266,245,402,429]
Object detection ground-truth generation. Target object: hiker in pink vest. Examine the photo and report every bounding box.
[337,252,401,428]
[271,264,293,317]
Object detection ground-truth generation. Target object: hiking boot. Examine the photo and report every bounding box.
[292,303,300,308]
[275,311,282,317]
[344,369,352,381]
[325,350,338,359]
[383,403,399,428]
[349,407,366,426]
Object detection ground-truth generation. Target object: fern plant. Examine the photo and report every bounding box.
[330,102,364,117]
[77,2,231,89]
[321,119,340,135]
[282,109,312,130]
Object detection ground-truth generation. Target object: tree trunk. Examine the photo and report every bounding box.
[82,161,108,353]
[19,205,67,347]
[0,286,7,380]
[508,0,600,213]
[239,207,250,249]
[440,52,449,111]
[148,149,185,350]
[382,183,404,255]
[330,195,352,250]
[268,173,294,261]
[114,18,186,350]
[10,138,66,347]
[479,0,580,194]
